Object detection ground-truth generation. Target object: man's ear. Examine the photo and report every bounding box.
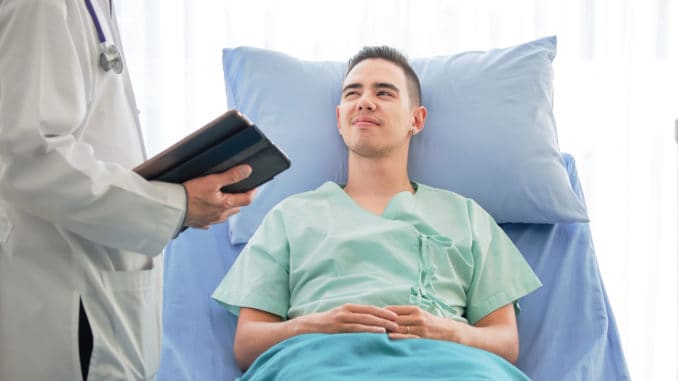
[410,106,427,135]
[336,106,343,135]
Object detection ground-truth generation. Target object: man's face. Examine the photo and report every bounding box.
[336,58,419,158]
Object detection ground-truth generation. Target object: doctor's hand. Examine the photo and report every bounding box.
[182,164,256,229]
[295,303,400,334]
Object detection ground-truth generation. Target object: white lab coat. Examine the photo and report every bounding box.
[0,0,186,380]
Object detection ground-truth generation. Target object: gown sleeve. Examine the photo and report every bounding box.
[212,205,292,319]
[464,199,542,324]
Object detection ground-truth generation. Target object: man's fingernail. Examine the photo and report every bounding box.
[240,166,251,177]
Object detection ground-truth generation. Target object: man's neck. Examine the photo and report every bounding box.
[343,152,414,201]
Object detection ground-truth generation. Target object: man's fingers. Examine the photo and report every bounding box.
[353,314,399,332]
[346,304,398,321]
[216,164,252,186]
[388,332,418,340]
[348,324,387,334]
[337,310,399,332]
[384,305,418,315]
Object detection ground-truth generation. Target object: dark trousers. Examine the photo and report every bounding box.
[78,300,93,381]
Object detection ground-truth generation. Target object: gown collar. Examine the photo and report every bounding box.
[322,181,419,218]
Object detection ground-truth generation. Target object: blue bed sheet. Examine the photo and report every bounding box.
[158,154,630,381]
[239,333,530,381]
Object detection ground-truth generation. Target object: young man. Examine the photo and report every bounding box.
[212,46,541,378]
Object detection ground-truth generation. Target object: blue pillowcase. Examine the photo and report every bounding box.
[223,36,588,245]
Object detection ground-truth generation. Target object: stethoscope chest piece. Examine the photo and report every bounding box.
[85,0,123,74]
[100,44,123,74]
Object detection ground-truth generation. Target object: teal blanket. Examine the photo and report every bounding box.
[239,333,531,380]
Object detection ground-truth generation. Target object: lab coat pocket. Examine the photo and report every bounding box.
[86,267,162,381]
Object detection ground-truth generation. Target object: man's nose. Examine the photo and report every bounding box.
[358,96,375,111]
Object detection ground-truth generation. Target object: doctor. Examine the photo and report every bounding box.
[0,1,254,380]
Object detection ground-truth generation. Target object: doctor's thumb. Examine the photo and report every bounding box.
[220,164,252,186]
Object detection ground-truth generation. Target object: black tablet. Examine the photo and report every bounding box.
[134,110,291,193]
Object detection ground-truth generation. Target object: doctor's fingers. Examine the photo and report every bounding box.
[216,206,241,222]
[182,195,240,227]
[213,164,252,186]
[220,190,255,209]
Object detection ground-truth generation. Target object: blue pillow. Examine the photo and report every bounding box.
[223,36,588,245]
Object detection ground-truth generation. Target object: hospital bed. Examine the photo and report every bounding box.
[157,154,629,381]
[157,37,630,380]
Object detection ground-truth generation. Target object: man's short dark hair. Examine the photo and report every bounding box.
[345,46,422,107]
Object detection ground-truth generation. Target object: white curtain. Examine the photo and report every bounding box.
[116,0,677,379]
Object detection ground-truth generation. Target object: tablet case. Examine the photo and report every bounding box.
[134,110,290,193]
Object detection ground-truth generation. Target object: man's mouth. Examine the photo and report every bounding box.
[352,116,381,126]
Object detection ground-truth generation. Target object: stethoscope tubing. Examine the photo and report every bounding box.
[84,0,106,44]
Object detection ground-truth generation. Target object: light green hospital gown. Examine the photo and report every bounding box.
[212,182,541,325]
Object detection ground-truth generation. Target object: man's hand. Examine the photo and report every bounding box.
[384,305,463,342]
[296,303,400,334]
[182,164,256,229]
[233,304,399,371]
[384,304,520,363]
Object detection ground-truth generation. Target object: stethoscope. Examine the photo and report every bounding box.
[84,0,123,74]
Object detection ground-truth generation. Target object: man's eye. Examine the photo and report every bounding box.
[344,91,358,97]
[377,91,393,97]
